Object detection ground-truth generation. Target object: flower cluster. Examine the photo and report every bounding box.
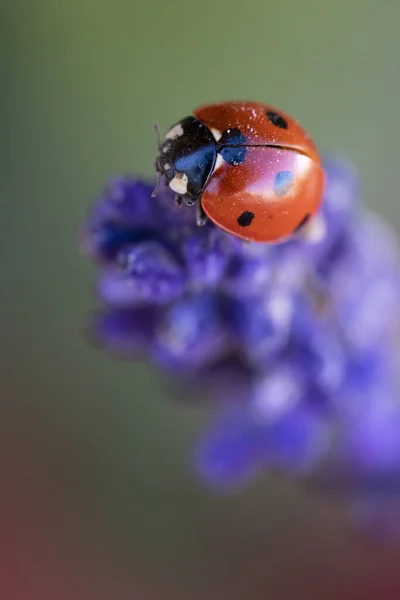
[81,157,400,531]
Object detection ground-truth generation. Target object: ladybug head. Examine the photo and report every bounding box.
[154,116,217,203]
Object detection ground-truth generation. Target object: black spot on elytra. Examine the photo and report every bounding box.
[237,211,254,227]
[218,128,247,166]
[266,110,288,129]
[274,171,293,197]
[294,213,311,233]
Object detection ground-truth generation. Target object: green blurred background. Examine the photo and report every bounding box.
[1,0,400,598]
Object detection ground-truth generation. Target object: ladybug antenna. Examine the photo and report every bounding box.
[151,171,162,198]
[154,123,161,148]
[151,124,162,198]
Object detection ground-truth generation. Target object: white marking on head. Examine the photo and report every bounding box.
[163,163,171,171]
[165,123,184,140]
[169,172,189,195]
[210,128,222,141]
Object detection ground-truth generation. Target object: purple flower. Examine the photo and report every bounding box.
[81,157,400,533]
[195,402,329,491]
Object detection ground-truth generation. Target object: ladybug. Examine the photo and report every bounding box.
[154,101,324,243]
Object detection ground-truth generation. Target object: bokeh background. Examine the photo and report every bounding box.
[1,0,400,598]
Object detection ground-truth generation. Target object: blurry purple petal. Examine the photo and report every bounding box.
[309,156,359,261]
[338,347,394,414]
[99,242,184,306]
[326,213,400,350]
[80,221,142,263]
[228,291,293,366]
[100,177,156,225]
[290,301,346,395]
[261,406,330,474]
[194,411,263,490]
[92,307,158,357]
[182,228,229,286]
[153,292,229,370]
[250,363,304,421]
[321,157,358,224]
[344,404,400,473]
[222,253,272,298]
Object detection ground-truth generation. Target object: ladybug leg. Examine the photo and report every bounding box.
[184,197,196,207]
[174,194,183,207]
[196,200,208,227]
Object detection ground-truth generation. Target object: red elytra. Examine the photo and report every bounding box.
[156,101,325,243]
